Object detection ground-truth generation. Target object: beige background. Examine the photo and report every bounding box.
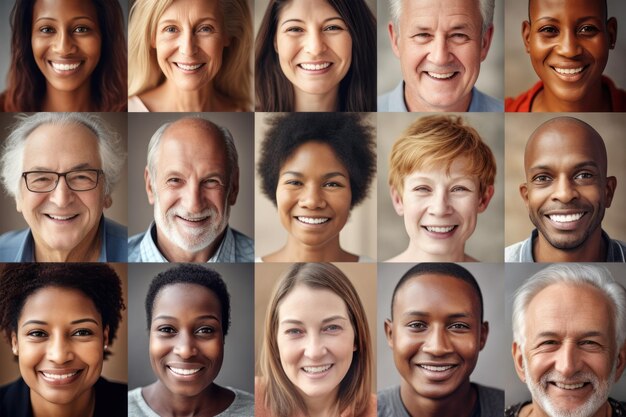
[0,113,128,234]
[377,0,505,101]
[127,112,254,239]
[504,113,626,246]
[504,0,626,98]
[0,263,129,385]
[377,113,505,262]
[254,262,378,392]
[254,112,377,260]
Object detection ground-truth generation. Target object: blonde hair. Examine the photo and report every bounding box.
[388,115,496,196]
[259,263,372,417]
[128,0,252,109]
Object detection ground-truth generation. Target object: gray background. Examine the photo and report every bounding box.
[505,0,626,98]
[127,112,254,239]
[377,113,504,262]
[0,112,128,234]
[504,263,626,405]
[377,0,505,101]
[376,263,507,391]
[127,263,255,393]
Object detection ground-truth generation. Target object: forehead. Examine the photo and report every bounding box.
[529,0,606,20]
[153,283,221,317]
[23,123,101,168]
[400,0,482,27]
[281,141,347,171]
[33,0,99,21]
[159,0,223,22]
[278,0,340,20]
[394,273,481,317]
[20,286,100,323]
[278,284,349,319]
[405,156,479,181]
[156,121,227,167]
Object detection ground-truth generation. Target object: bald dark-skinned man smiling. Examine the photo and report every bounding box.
[506,116,624,262]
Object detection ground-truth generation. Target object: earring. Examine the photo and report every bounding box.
[104,344,108,351]
[12,347,17,355]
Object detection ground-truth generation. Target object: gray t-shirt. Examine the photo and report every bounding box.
[128,386,254,417]
[378,383,503,417]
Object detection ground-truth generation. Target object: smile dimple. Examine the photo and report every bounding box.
[419,364,456,372]
[299,62,331,71]
[302,364,332,374]
[548,213,584,223]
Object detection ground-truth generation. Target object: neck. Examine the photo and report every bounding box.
[534,80,611,112]
[402,241,468,262]
[534,229,607,262]
[155,227,225,263]
[294,88,339,112]
[404,86,472,112]
[31,386,95,417]
[34,222,102,262]
[42,83,94,112]
[523,401,611,417]
[400,381,476,417]
[160,80,225,112]
[145,382,227,417]
[271,235,354,262]
[302,390,340,417]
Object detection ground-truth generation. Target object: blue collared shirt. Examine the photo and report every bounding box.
[127,222,254,262]
[0,216,128,262]
[377,81,503,112]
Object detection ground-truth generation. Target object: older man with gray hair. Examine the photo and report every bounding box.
[127,117,253,262]
[379,0,502,112]
[507,264,626,417]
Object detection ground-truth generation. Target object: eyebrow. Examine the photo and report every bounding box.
[534,15,602,24]
[34,16,96,23]
[280,315,349,326]
[21,318,100,328]
[401,310,474,319]
[280,17,344,28]
[280,171,347,179]
[529,161,600,172]
[153,314,220,322]
[27,163,95,172]
[535,330,605,339]
[159,17,218,26]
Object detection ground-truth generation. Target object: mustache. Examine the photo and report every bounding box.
[539,203,592,215]
[166,207,215,220]
[539,369,599,388]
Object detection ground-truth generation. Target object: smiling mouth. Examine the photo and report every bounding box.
[297,216,330,225]
[299,62,331,71]
[46,214,79,221]
[418,364,457,372]
[551,381,587,390]
[302,364,332,374]
[50,61,82,72]
[168,366,203,376]
[423,225,456,233]
[177,215,209,223]
[41,370,80,380]
[425,71,457,80]
[552,66,585,75]
[175,62,204,71]
[547,213,584,223]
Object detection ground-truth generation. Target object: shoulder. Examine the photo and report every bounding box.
[603,76,626,112]
[505,80,543,112]
[505,401,530,417]
[103,217,128,262]
[0,228,30,261]
[94,378,127,417]
[127,229,149,262]
[357,254,375,263]
[609,398,626,414]
[376,386,404,417]
[358,393,377,417]
[470,88,504,112]
[222,387,254,417]
[230,228,254,262]
[505,240,526,262]
[377,81,405,112]
[254,377,270,417]
[128,95,150,112]
[475,383,504,417]
[0,378,30,417]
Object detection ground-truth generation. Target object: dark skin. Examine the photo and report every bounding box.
[519,117,616,262]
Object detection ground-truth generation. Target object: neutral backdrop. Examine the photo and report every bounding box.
[504,263,626,405]
[127,263,255,393]
[504,113,626,246]
[0,263,129,385]
[127,112,254,240]
[376,263,507,391]
[377,113,504,262]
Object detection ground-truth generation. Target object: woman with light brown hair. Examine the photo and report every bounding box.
[256,263,375,417]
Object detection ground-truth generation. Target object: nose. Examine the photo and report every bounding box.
[304,334,327,360]
[173,332,198,359]
[304,31,327,57]
[298,185,327,209]
[47,335,74,364]
[52,31,76,55]
[556,30,582,58]
[48,177,74,207]
[421,326,454,356]
[553,342,582,378]
[182,185,204,213]
[178,30,197,56]
[551,176,579,203]
[427,190,453,216]
[428,35,453,66]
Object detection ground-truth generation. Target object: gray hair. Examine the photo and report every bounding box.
[512,264,626,350]
[389,0,495,35]
[0,113,125,198]
[146,117,239,190]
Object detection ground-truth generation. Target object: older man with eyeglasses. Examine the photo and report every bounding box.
[0,113,127,262]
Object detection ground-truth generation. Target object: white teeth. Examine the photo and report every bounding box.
[554,67,584,75]
[176,63,202,71]
[298,217,329,225]
[427,72,455,79]
[48,214,76,221]
[42,371,78,380]
[425,226,454,233]
[51,62,81,71]
[420,364,455,372]
[549,213,583,223]
[303,364,332,373]
[300,62,331,71]
[179,216,208,222]
[555,381,585,390]
[169,367,201,375]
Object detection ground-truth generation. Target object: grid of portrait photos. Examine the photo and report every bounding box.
[1,0,625,417]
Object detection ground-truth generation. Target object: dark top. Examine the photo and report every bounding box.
[505,398,626,417]
[0,377,127,417]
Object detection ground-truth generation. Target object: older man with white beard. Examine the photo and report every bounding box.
[128,117,253,262]
[506,264,626,417]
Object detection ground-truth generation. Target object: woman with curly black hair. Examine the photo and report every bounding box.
[0,263,127,417]
[257,112,376,262]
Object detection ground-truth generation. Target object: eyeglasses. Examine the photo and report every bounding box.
[22,169,104,193]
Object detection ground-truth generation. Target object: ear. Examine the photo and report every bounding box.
[145,167,155,205]
[390,187,405,216]
[604,176,617,208]
[479,321,489,350]
[103,195,112,209]
[519,182,530,210]
[15,196,22,213]
[522,20,531,54]
[477,185,494,213]
[512,341,527,382]
[389,22,401,59]
[11,332,18,356]
[614,341,626,381]
[479,25,494,61]
[228,167,239,206]
[384,319,394,349]
[607,17,617,49]
[103,325,110,346]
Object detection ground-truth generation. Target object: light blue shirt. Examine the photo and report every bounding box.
[128,222,254,262]
[0,216,127,262]
[378,81,503,112]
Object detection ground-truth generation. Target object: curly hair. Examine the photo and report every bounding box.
[255,0,376,112]
[145,264,231,336]
[257,112,376,208]
[2,0,127,112]
[0,264,125,355]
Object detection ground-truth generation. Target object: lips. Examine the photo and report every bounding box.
[553,67,584,75]
[302,364,333,374]
[426,71,456,80]
[167,366,203,376]
[299,62,332,71]
[49,61,82,72]
[45,213,79,221]
[419,364,456,372]
[41,370,80,380]
[548,213,584,223]
[177,214,209,223]
[297,216,330,225]
[423,225,455,233]
[175,62,204,71]
[552,381,587,390]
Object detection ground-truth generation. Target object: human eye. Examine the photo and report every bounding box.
[157,326,177,334]
[538,25,559,35]
[324,24,345,32]
[284,328,304,336]
[73,26,90,33]
[450,32,470,42]
[451,185,470,192]
[411,32,432,43]
[574,172,594,181]
[285,26,304,34]
[72,328,94,337]
[166,177,183,187]
[448,322,470,331]
[38,26,55,34]
[578,25,599,35]
[532,174,552,184]
[197,25,216,34]
[26,330,48,338]
[163,25,178,33]
[407,321,427,331]
[284,179,303,186]
[323,324,343,333]
[202,178,222,189]
[195,326,215,335]
[412,185,431,193]
[323,181,343,188]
